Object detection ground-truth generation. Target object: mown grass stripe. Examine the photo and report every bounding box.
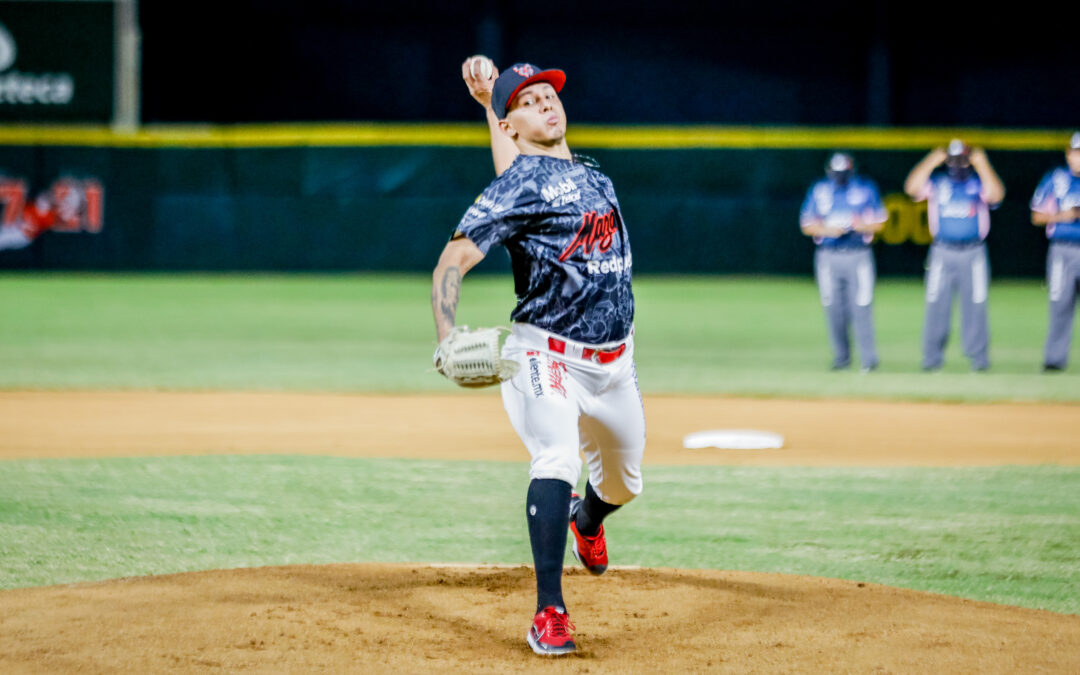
[0,274,1072,401]
[1,456,1077,615]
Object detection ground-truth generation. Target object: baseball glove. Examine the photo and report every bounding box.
[433,326,519,388]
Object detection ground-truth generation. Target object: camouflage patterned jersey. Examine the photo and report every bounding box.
[454,154,634,344]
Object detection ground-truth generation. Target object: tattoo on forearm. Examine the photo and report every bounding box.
[438,266,462,327]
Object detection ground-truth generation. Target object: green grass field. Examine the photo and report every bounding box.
[0,274,1077,615]
[0,273,1074,400]
[1,456,1077,614]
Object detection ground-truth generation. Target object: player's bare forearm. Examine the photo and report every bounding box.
[853,218,886,234]
[431,236,486,341]
[904,149,946,198]
[1032,208,1080,226]
[801,223,846,238]
[432,265,462,341]
[461,55,519,176]
[971,153,1006,205]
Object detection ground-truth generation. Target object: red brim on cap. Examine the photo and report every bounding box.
[505,69,566,112]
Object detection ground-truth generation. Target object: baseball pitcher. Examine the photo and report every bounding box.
[431,57,645,657]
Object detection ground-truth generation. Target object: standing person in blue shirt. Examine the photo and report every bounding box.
[904,140,1006,371]
[432,57,645,657]
[1030,131,1080,372]
[800,152,888,372]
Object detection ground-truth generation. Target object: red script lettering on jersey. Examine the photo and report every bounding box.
[558,209,618,262]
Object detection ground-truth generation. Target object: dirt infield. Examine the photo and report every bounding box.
[1,391,1079,673]
[3,564,1079,674]
[2,391,1078,465]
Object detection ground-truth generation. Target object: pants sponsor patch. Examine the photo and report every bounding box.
[529,355,543,398]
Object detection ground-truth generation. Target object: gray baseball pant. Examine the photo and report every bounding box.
[1043,241,1080,369]
[814,247,879,370]
[921,241,990,371]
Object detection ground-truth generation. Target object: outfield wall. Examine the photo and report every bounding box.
[0,125,1069,275]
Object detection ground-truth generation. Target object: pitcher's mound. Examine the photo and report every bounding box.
[2,564,1078,673]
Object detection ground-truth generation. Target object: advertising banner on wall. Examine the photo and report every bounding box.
[0,0,115,122]
[0,141,1061,276]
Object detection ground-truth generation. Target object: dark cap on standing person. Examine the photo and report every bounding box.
[491,63,566,119]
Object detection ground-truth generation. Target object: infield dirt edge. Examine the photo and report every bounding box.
[2,562,1079,674]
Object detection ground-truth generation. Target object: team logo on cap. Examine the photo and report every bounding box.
[513,64,536,77]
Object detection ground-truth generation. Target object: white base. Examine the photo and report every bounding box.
[682,429,784,450]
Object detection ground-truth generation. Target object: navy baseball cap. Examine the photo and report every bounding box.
[491,63,566,119]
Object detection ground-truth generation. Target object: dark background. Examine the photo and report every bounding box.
[0,1,114,122]
[2,1,1076,275]
[140,0,1078,127]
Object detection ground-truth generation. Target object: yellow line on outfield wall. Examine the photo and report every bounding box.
[0,123,1072,150]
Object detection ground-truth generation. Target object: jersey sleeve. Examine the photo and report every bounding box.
[453,175,534,255]
[862,179,888,223]
[1030,170,1059,214]
[799,183,822,228]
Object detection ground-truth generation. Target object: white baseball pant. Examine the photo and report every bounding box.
[500,322,645,505]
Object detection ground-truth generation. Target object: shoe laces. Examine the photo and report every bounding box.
[542,608,576,637]
[584,526,606,557]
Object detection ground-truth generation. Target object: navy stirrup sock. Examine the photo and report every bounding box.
[575,481,621,538]
[526,478,572,612]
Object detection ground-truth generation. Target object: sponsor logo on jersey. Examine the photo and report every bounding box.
[558,208,618,262]
[473,195,504,212]
[465,195,505,221]
[529,356,543,398]
[0,22,75,106]
[541,178,580,206]
[940,203,976,219]
[813,184,834,213]
[845,186,869,204]
[1053,171,1072,200]
[586,253,632,275]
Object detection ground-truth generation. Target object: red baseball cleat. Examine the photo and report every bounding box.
[569,493,608,575]
[527,606,577,656]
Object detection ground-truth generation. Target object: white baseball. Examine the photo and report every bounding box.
[471,57,493,80]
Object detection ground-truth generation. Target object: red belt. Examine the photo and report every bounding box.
[548,337,627,364]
